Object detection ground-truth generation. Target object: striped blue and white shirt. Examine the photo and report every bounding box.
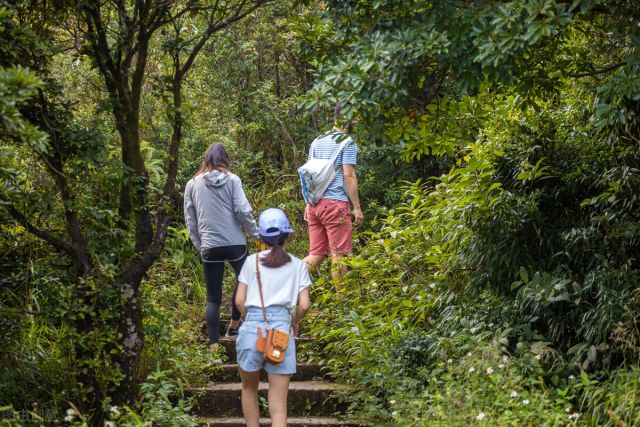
[308,130,358,202]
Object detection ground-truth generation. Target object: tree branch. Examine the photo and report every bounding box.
[568,60,627,78]
[83,3,120,86]
[179,0,270,77]
[4,205,76,256]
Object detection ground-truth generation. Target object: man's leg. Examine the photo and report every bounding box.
[305,201,329,272]
[330,253,348,291]
[303,254,327,271]
[325,201,353,292]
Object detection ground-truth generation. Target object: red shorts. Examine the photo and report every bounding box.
[306,199,352,256]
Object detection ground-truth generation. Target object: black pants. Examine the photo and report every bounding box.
[202,245,248,344]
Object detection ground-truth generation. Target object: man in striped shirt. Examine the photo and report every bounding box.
[303,107,364,290]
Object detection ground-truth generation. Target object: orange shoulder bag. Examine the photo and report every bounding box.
[254,255,290,364]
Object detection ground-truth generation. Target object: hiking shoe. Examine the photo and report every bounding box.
[207,342,223,365]
[225,320,243,339]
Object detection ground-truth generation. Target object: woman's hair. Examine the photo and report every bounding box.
[196,143,230,175]
[260,233,291,268]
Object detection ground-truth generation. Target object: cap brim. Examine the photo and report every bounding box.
[260,228,293,237]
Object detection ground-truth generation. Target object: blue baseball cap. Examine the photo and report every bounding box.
[258,208,294,237]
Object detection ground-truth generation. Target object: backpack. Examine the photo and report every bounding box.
[298,133,351,205]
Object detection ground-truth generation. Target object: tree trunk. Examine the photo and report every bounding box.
[274,51,282,99]
[112,270,145,405]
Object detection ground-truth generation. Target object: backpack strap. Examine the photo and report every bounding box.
[310,131,351,161]
[329,138,352,166]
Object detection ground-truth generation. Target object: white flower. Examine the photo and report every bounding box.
[568,412,581,421]
[498,364,505,369]
[391,411,398,417]
[469,367,475,373]
[486,367,494,374]
[429,283,436,289]
[66,409,76,416]
[64,415,73,422]
[535,354,542,360]
[110,406,120,416]
[470,327,478,333]
[467,352,473,357]
[565,407,571,413]
[569,375,575,380]
[488,323,494,327]
[502,355,509,362]
[522,399,530,405]
[476,412,486,421]
[389,400,396,405]
[510,391,518,398]
[447,359,453,364]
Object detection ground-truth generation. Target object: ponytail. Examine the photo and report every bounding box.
[260,233,291,268]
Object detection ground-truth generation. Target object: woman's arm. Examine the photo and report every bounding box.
[292,288,311,337]
[235,282,248,317]
[183,180,202,250]
[231,176,260,239]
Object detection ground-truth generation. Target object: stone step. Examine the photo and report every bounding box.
[210,363,326,383]
[196,416,364,426]
[200,320,234,341]
[191,381,349,418]
[218,337,313,363]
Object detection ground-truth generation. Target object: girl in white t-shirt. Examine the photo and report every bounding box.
[235,208,312,427]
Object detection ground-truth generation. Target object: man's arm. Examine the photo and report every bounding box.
[343,164,364,225]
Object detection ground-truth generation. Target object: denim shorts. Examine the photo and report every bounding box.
[236,306,297,375]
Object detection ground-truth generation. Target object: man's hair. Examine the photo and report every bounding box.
[333,101,351,127]
[334,103,343,122]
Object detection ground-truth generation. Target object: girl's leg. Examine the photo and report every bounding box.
[227,245,248,329]
[239,368,261,427]
[267,372,290,427]
[202,249,225,344]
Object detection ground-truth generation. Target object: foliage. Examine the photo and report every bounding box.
[112,370,196,427]
[577,365,640,426]
[2,0,640,425]
[297,1,640,424]
[0,0,276,421]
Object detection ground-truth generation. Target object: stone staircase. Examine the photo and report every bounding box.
[191,325,364,426]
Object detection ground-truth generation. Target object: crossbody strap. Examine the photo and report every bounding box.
[255,254,268,327]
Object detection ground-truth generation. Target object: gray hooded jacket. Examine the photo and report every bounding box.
[184,171,260,252]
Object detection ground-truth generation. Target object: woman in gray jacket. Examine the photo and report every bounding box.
[184,143,260,349]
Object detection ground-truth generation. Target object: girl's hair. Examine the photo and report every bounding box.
[260,233,291,268]
[196,143,230,175]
